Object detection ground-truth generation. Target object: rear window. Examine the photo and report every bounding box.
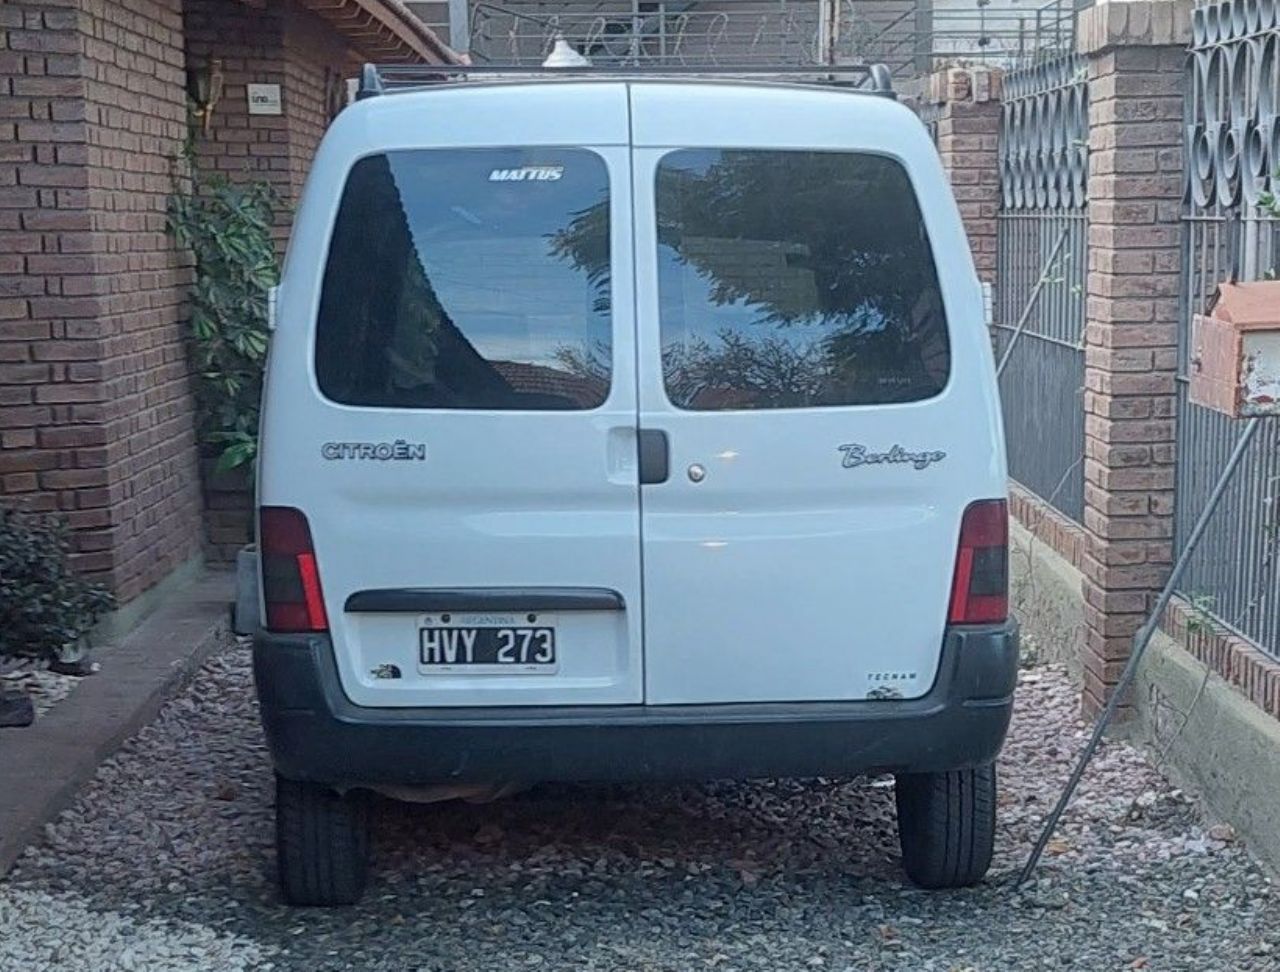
[656,149,949,410]
[315,148,612,410]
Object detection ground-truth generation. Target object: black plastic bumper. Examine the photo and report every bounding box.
[253,623,1019,786]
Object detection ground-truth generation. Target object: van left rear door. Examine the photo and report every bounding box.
[264,84,644,708]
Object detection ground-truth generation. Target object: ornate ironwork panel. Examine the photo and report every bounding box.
[999,55,1088,213]
[1176,2,1280,659]
[995,54,1089,522]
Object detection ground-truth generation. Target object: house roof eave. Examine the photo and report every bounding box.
[291,0,463,64]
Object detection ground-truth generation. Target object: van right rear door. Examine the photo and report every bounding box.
[629,82,1008,705]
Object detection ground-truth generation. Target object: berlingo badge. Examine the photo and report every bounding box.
[838,443,946,471]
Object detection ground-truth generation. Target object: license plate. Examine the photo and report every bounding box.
[418,616,556,672]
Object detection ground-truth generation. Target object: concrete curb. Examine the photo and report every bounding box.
[1136,631,1280,876]
[0,571,234,876]
[1010,519,1087,677]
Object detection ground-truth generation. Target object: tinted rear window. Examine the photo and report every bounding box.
[656,149,949,410]
[315,149,612,410]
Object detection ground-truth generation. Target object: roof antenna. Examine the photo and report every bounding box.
[356,63,384,100]
[543,35,592,68]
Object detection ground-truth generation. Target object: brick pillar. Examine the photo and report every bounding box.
[1077,0,1191,717]
[922,66,1003,284]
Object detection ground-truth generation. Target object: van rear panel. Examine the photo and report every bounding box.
[259,80,1006,709]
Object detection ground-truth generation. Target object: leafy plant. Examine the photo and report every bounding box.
[1260,180,1279,217]
[1185,592,1218,635]
[168,158,279,472]
[0,507,115,662]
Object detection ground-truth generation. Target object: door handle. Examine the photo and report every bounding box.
[638,429,669,485]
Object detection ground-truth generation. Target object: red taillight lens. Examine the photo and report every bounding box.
[948,499,1009,625]
[260,506,328,632]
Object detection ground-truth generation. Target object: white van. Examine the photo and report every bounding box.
[251,64,1017,906]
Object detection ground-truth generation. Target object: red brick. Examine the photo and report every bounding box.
[0,363,52,384]
[3,472,40,492]
[33,383,103,403]
[40,467,109,489]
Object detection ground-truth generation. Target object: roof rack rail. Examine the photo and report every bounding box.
[355,62,896,101]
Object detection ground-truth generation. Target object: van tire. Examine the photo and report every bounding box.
[275,774,371,906]
[894,763,996,889]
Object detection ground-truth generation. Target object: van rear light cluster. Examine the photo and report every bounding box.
[260,506,329,632]
[948,499,1008,625]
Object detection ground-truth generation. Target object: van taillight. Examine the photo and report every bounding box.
[260,506,328,633]
[948,499,1008,625]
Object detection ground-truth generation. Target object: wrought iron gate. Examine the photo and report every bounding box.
[995,54,1089,521]
[1175,3,1280,659]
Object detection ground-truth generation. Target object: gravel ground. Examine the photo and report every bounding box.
[2,644,1278,972]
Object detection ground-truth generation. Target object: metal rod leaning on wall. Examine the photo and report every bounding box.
[1016,415,1263,888]
[994,227,1071,379]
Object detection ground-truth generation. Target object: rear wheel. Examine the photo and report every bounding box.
[894,763,996,889]
[275,774,371,906]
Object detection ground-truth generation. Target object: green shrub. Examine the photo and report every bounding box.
[168,160,279,472]
[0,506,115,662]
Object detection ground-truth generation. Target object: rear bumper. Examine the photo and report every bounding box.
[253,623,1019,786]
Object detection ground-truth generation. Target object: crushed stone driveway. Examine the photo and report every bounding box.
[3,644,1278,972]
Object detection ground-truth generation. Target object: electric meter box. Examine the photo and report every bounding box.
[1189,281,1280,418]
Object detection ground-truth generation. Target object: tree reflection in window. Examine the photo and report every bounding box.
[553,148,950,410]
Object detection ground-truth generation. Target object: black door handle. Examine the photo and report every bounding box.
[638,429,669,485]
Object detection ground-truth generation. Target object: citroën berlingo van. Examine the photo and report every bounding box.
[248,61,1017,905]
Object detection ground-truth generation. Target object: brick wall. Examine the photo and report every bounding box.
[183,0,356,247]
[0,0,201,599]
[281,4,355,204]
[1161,598,1280,721]
[1009,483,1088,573]
[80,0,203,601]
[183,0,289,245]
[1,2,92,528]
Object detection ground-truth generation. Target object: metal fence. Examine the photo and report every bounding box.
[466,0,1078,76]
[928,0,1078,67]
[994,54,1089,521]
[1175,4,1280,659]
[468,1,919,73]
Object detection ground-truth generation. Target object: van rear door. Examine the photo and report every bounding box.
[264,84,644,707]
[629,84,1006,705]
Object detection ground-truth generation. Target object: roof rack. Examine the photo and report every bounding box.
[355,62,896,101]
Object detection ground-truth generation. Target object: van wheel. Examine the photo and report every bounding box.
[894,763,996,889]
[275,775,371,906]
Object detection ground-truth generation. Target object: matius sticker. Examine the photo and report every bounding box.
[488,166,564,182]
